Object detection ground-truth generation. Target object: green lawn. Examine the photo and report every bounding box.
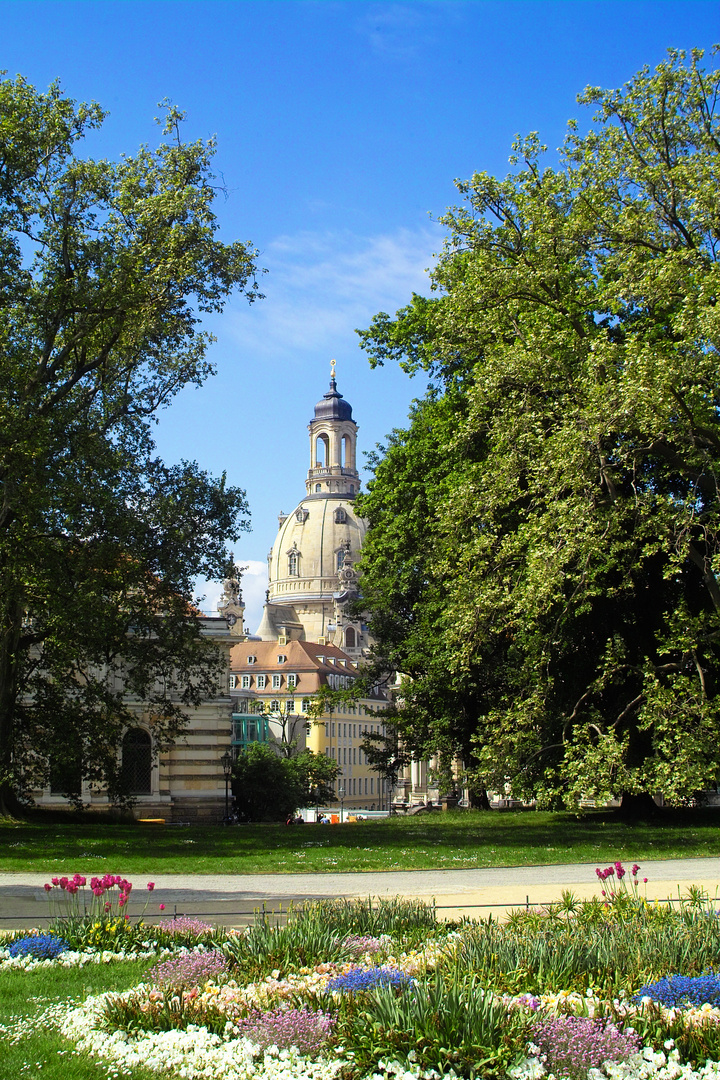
[1,807,720,875]
[0,959,158,1080]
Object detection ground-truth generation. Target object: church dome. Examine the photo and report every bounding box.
[313,375,353,422]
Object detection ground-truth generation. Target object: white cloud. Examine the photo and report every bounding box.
[222,224,443,363]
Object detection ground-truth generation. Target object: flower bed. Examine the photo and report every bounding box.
[5,868,720,1079]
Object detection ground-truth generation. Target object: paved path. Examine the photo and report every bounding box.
[1,857,718,926]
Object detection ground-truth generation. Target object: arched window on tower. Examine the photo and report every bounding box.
[336,548,346,571]
[334,507,346,524]
[345,626,356,649]
[341,433,352,468]
[315,433,329,468]
[288,549,299,576]
[121,728,152,795]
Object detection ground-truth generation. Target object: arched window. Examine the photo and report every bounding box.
[345,626,356,649]
[288,550,299,576]
[121,728,152,795]
[315,433,329,467]
[334,507,346,524]
[336,549,345,571]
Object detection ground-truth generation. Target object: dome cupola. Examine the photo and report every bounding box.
[313,374,353,422]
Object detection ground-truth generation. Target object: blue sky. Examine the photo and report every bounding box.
[3,0,718,629]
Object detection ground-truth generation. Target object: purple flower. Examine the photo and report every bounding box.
[236,1007,335,1055]
[530,1015,639,1080]
[148,949,228,990]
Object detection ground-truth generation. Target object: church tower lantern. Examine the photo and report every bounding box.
[259,362,369,655]
[306,358,359,497]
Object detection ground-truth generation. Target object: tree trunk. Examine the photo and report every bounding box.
[0,595,23,817]
[618,791,660,820]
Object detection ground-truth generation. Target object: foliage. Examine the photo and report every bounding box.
[356,48,720,809]
[232,744,340,820]
[0,74,262,812]
[231,743,299,821]
[7,932,69,959]
[286,748,341,809]
[335,971,528,1079]
[222,907,356,980]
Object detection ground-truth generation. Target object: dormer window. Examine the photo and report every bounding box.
[256,674,267,689]
[277,654,287,664]
[295,507,309,523]
[272,674,282,689]
[247,655,257,665]
[229,675,237,689]
[287,674,297,689]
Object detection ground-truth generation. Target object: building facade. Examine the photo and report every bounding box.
[32,616,237,823]
[228,637,391,811]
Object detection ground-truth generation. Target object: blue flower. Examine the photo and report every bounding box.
[635,972,720,1008]
[8,933,70,960]
[327,966,414,993]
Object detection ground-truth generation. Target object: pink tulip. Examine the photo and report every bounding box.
[147,882,155,891]
[159,904,165,911]
[44,883,52,892]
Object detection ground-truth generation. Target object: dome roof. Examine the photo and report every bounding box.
[313,376,353,422]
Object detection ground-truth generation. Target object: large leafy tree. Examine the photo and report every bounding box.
[357,48,720,812]
[0,75,261,812]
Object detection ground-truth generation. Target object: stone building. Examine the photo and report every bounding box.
[33,615,237,823]
[229,637,391,811]
[256,361,370,656]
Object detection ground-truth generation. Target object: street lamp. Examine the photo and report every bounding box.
[221,750,233,825]
[338,781,346,823]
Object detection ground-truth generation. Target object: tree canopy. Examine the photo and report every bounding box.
[231,745,340,822]
[0,75,261,811]
[356,48,720,811]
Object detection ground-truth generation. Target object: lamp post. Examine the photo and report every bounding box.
[338,782,345,823]
[221,750,233,825]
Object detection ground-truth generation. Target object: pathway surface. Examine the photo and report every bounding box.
[1,857,719,926]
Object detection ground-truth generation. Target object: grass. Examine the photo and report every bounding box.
[1,807,720,875]
[0,958,158,1079]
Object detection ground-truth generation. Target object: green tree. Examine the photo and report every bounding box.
[231,744,301,822]
[357,48,720,814]
[231,746,340,821]
[0,75,262,812]
[286,749,341,808]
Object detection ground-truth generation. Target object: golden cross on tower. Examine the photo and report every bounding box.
[330,358,336,379]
